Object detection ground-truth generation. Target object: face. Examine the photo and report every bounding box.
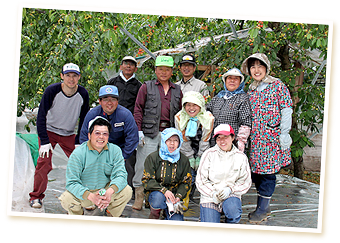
[99,96,119,115]
[184,102,201,117]
[60,72,80,90]
[215,134,234,152]
[88,125,109,152]
[165,135,180,153]
[225,75,241,92]
[120,60,137,78]
[179,63,196,79]
[249,60,267,82]
[155,66,173,83]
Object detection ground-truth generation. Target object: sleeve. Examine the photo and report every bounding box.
[174,155,192,199]
[109,145,128,193]
[65,148,89,200]
[279,81,293,109]
[195,149,216,198]
[36,84,59,145]
[121,111,139,159]
[78,110,95,144]
[142,152,164,191]
[75,87,90,144]
[133,83,147,131]
[230,155,252,197]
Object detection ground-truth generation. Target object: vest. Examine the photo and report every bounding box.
[142,80,182,138]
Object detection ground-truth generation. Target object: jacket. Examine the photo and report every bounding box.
[195,144,251,204]
[79,105,138,159]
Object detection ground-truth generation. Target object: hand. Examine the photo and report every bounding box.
[87,191,110,210]
[212,191,221,204]
[39,143,53,158]
[164,190,176,204]
[173,201,184,214]
[194,156,201,170]
[138,131,145,147]
[216,187,231,201]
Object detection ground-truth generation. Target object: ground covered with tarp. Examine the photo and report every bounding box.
[11,135,319,230]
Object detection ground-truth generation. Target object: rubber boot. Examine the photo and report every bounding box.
[248,195,271,224]
[148,207,161,219]
[132,186,144,210]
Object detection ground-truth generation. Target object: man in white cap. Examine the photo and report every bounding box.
[59,116,132,216]
[29,63,90,208]
[107,56,142,115]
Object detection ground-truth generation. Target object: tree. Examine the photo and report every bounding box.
[19,8,328,179]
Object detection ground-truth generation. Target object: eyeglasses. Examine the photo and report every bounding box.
[101,97,117,103]
[93,131,109,137]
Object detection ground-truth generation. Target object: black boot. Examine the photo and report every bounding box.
[248,195,271,224]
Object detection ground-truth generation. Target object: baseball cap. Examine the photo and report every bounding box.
[99,85,119,99]
[213,124,235,138]
[180,54,196,66]
[88,116,110,130]
[222,68,244,83]
[122,56,137,65]
[155,56,174,67]
[62,63,80,75]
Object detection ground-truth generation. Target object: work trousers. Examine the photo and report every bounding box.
[29,131,75,200]
[133,133,161,188]
[59,185,132,216]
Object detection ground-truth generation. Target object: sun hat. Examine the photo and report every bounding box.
[62,63,80,75]
[213,124,235,138]
[222,68,244,83]
[99,85,119,99]
[155,56,174,67]
[180,54,196,66]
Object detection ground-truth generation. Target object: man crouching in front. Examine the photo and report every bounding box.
[59,116,132,216]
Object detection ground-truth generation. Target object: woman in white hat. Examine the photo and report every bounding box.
[241,53,293,224]
[195,124,251,223]
[206,68,251,152]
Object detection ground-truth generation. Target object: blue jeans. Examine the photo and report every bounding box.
[200,197,242,223]
[251,173,276,197]
[148,191,184,221]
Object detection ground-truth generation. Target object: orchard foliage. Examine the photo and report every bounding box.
[19,8,329,178]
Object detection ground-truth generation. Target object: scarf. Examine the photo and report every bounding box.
[217,81,246,99]
[159,128,183,163]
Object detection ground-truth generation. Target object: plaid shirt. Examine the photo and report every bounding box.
[206,93,252,146]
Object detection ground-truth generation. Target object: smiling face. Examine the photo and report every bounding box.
[165,135,180,153]
[120,60,137,79]
[184,102,201,117]
[88,125,109,153]
[249,60,267,82]
[155,66,173,83]
[60,72,80,90]
[179,63,196,80]
[225,75,241,92]
[215,134,234,152]
[99,96,119,115]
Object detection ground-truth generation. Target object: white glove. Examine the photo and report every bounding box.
[173,201,184,214]
[39,143,53,158]
[217,187,232,201]
[138,131,145,147]
[212,191,221,204]
[280,108,293,150]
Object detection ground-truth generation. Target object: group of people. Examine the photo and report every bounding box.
[28,52,293,225]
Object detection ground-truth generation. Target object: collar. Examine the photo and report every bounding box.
[180,76,194,85]
[87,140,109,151]
[155,80,176,89]
[119,71,135,82]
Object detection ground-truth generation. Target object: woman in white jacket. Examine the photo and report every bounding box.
[196,124,251,223]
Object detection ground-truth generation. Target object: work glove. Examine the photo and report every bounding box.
[194,156,201,170]
[280,108,293,150]
[189,157,196,169]
[138,131,145,147]
[212,191,221,204]
[39,143,53,158]
[216,187,232,201]
[173,201,184,214]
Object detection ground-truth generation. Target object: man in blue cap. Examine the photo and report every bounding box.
[79,85,139,188]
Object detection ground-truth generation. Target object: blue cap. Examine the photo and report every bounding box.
[99,85,119,99]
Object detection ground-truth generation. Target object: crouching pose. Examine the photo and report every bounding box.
[196,124,251,223]
[59,116,132,216]
[142,128,192,220]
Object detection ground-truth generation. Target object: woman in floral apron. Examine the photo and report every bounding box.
[241,53,293,223]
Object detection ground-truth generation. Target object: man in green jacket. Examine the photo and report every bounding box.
[59,116,132,216]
